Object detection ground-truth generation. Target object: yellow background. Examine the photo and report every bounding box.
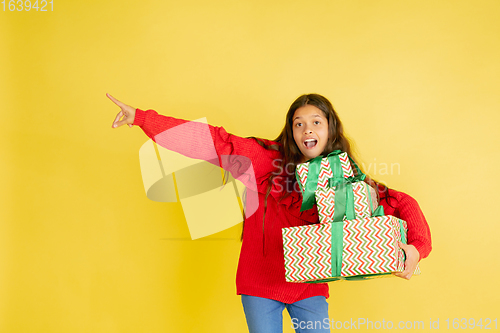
[2,0,499,332]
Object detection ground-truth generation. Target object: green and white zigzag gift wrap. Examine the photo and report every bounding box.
[296,151,377,223]
[282,215,420,283]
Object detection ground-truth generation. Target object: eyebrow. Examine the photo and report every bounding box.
[292,114,323,122]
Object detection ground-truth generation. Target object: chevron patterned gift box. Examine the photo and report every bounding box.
[282,215,420,283]
[296,151,378,223]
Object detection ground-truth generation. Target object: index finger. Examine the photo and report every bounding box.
[106,93,126,108]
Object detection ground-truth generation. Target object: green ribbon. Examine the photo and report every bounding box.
[329,178,346,221]
[397,218,408,262]
[297,156,322,212]
[328,204,384,279]
[330,222,343,277]
[345,183,355,221]
[299,150,348,212]
[372,205,385,217]
[328,175,367,221]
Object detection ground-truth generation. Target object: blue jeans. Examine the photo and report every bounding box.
[241,295,331,333]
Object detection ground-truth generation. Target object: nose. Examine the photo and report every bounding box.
[303,126,313,134]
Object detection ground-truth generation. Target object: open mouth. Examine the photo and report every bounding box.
[304,139,318,149]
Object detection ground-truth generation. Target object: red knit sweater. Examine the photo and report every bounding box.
[133,109,432,304]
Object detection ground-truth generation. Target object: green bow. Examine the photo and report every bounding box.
[298,150,365,220]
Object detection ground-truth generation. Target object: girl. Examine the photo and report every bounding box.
[109,93,432,333]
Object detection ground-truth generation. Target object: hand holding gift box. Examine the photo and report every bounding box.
[283,151,420,282]
[282,214,420,282]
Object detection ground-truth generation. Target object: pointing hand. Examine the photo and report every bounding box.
[108,93,136,128]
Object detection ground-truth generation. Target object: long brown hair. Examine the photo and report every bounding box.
[241,94,367,243]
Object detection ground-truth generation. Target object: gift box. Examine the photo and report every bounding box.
[296,151,377,223]
[282,215,421,283]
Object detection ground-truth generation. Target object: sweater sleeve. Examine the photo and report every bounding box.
[394,191,432,260]
[133,108,280,187]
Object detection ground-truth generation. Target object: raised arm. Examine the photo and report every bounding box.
[108,94,280,186]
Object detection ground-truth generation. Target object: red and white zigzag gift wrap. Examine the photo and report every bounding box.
[282,215,420,283]
[296,152,377,222]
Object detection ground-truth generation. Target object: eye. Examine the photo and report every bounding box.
[314,120,321,125]
[295,122,302,127]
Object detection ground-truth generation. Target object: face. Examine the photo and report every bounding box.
[292,104,329,163]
